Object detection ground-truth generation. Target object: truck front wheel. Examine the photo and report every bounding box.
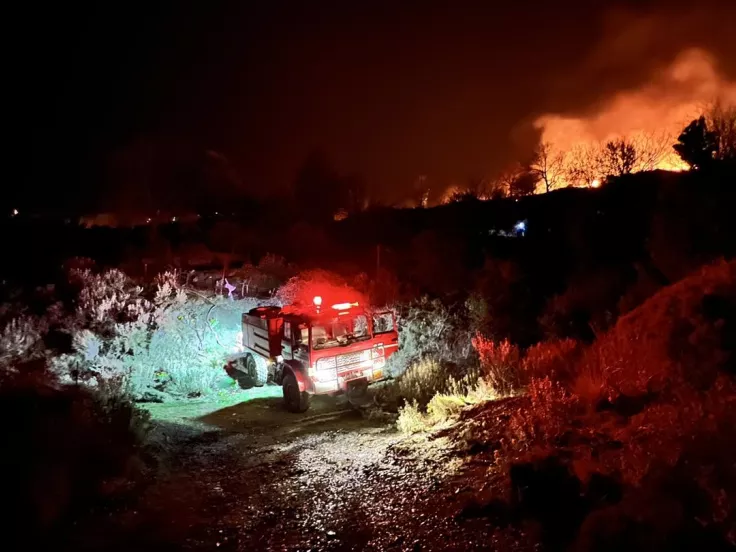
[283,372,310,413]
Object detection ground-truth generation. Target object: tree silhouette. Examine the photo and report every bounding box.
[564,144,601,188]
[673,116,719,170]
[600,138,637,176]
[509,171,538,197]
[529,142,564,193]
[707,102,736,161]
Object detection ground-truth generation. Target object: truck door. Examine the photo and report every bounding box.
[372,311,399,357]
[281,321,294,361]
[293,324,310,365]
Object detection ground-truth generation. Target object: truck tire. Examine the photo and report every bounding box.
[283,371,310,413]
[245,353,268,387]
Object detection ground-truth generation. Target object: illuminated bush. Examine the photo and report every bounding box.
[396,375,501,434]
[48,269,258,400]
[471,334,522,396]
[0,316,47,375]
[386,297,474,378]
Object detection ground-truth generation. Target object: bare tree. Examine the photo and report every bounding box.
[629,131,672,171]
[599,138,638,176]
[529,142,565,193]
[564,144,602,188]
[707,101,736,161]
[493,163,527,197]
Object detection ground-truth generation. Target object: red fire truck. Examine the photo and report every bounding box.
[227,296,399,412]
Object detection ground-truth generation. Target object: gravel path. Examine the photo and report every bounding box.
[63,391,530,551]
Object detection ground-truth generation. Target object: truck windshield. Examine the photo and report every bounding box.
[311,314,370,350]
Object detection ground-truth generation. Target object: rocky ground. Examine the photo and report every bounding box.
[60,387,531,551]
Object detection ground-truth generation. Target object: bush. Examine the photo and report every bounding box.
[581,259,736,400]
[396,375,501,434]
[0,372,150,545]
[386,297,474,378]
[521,338,582,384]
[0,316,47,373]
[538,270,626,343]
[2,268,259,402]
[463,261,736,549]
[471,334,522,396]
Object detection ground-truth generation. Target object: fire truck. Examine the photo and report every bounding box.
[227,296,398,412]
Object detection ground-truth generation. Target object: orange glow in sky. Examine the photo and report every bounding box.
[533,48,736,188]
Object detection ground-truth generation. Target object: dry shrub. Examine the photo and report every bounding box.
[0,316,47,374]
[449,261,736,549]
[521,337,582,384]
[396,401,426,434]
[396,375,502,434]
[471,334,522,395]
[384,358,455,409]
[393,332,520,434]
[507,377,581,447]
[386,297,474,377]
[582,259,736,400]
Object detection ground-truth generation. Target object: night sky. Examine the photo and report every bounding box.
[7,0,736,212]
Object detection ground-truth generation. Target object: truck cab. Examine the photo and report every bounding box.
[234,296,398,412]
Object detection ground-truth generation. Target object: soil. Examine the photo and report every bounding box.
[60,386,532,551]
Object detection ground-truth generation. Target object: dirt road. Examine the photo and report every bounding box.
[63,388,527,551]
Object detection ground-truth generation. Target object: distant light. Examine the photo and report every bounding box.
[171,216,177,222]
[591,179,601,188]
[313,296,323,307]
[12,208,19,216]
[514,221,526,232]
[215,211,219,215]
[146,217,152,223]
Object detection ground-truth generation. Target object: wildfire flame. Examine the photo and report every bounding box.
[533,49,736,188]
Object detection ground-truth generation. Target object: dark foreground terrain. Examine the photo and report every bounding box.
[61,390,526,551]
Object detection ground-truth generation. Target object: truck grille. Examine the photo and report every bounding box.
[337,350,368,368]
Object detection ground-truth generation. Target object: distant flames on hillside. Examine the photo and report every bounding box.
[533,49,736,186]
[436,49,736,205]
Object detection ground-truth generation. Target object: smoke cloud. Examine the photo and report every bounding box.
[535,49,736,172]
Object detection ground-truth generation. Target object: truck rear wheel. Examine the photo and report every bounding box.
[246,354,268,387]
[233,353,268,389]
[283,372,310,413]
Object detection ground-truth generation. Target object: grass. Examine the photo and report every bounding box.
[143,384,283,423]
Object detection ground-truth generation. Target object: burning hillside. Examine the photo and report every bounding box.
[531,48,736,189]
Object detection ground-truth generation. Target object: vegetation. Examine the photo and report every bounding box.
[402,260,736,549]
[2,103,736,549]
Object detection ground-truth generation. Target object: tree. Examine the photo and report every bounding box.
[509,171,539,197]
[486,178,508,200]
[707,102,736,161]
[628,131,671,171]
[600,138,637,176]
[564,144,602,188]
[673,116,719,170]
[529,142,564,193]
